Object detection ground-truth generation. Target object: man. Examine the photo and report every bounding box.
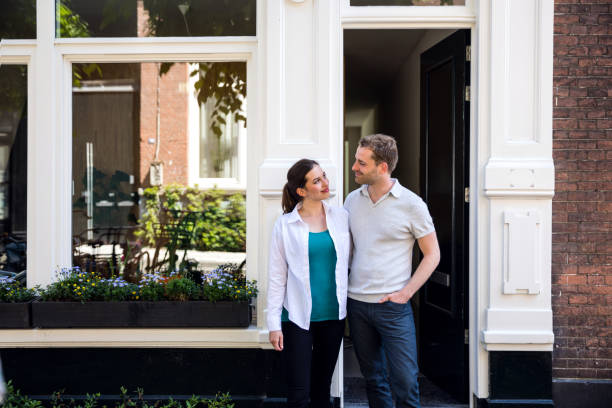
[344,134,440,408]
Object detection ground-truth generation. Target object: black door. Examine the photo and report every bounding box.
[419,30,470,401]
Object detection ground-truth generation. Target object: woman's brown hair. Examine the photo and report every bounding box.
[281,159,319,214]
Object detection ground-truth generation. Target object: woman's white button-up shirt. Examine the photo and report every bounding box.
[266,201,350,332]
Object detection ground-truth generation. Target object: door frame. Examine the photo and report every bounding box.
[338,0,479,403]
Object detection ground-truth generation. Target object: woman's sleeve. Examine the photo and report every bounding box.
[266,218,288,332]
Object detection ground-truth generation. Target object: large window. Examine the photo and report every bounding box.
[56,0,256,38]
[71,61,247,278]
[0,65,27,281]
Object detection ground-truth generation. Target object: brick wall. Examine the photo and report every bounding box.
[552,0,611,379]
[139,62,189,186]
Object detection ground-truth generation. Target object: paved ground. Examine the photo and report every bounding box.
[343,339,468,408]
[345,405,467,408]
[343,376,468,408]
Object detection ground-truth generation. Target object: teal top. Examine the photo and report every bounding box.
[282,230,339,323]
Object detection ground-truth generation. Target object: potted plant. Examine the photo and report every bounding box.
[32,264,256,328]
[0,276,38,328]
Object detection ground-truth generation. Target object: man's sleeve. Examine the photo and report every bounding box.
[410,200,436,239]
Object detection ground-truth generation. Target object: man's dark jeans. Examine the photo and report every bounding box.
[348,298,420,408]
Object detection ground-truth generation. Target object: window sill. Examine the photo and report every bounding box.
[0,325,272,349]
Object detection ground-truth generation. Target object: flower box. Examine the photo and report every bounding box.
[0,302,31,328]
[31,300,251,328]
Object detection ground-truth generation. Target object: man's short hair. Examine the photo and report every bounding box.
[359,134,398,173]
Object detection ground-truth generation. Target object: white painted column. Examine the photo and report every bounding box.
[258,0,344,398]
[27,0,67,287]
[476,0,555,376]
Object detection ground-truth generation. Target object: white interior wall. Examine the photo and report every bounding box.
[344,106,377,195]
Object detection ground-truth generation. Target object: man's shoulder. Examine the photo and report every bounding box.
[343,187,364,208]
[345,187,363,200]
[397,185,425,204]
[327,203,349,220]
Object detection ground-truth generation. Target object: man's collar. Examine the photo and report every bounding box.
[359,184,369,197]
[389,178,402,197]
[359,178,402,198]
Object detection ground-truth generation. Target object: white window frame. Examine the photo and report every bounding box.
[0,0,264,347]
[340,0,474,28]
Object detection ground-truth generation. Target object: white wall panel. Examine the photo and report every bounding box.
[490,0,552,157]
[282,0,317,144]
[502,210,542,295]
[482,0,554,353]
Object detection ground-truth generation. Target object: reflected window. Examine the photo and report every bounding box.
[351,0,465,5]
[0,0,36,39]
[57,0,256,38]
[199,97,241,179]
[0,65,27,281]
[72,62,247,278]
[186,63,246,184]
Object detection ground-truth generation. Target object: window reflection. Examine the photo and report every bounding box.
[72,62,246,279]
[57,0,256,38]
[0,0,36,39]
[0,65,27,283]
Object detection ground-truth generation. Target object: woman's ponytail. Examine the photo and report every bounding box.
[281,159,319,214]
[282,182,299,214]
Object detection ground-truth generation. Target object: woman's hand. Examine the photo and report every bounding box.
[269,330,284,351]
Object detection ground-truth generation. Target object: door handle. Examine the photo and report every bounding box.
[430,270,450,287]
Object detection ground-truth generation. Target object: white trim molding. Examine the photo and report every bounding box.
[340,0,475,28]
[0,327,272,348]
[484,159,555,198]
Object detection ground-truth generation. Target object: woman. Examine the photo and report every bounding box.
[267,159,350,408]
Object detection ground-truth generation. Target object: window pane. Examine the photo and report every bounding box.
[0,0,36,39]
[72,62,247,278]
[199,96,242,179]
[57,0,256,38]
[0,65,27,282]
[351,0,465,5]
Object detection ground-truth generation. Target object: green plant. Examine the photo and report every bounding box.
[40,267,139,302]
[1,381,43,408]
[3,383,236,408]
[202,263,257,302]
[0,277,38,303]
[135,185,246,266]
[205,392,234,408]
[39,262,257,303]
[165,276,201,301]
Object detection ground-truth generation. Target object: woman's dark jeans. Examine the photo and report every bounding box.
[281,319,345,408]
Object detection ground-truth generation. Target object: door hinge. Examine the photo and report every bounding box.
[466,45,471,62]
[464,329,469,344]
[465,86,471,102]
[464,187,470,203]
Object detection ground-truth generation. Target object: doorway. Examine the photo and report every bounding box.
[343,28,470,404]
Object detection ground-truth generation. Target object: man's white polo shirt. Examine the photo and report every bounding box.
[266,201,350,332]
[344,179,435,303]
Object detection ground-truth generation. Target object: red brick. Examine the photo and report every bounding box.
[553,3,610,378]
[569,295,588,304]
